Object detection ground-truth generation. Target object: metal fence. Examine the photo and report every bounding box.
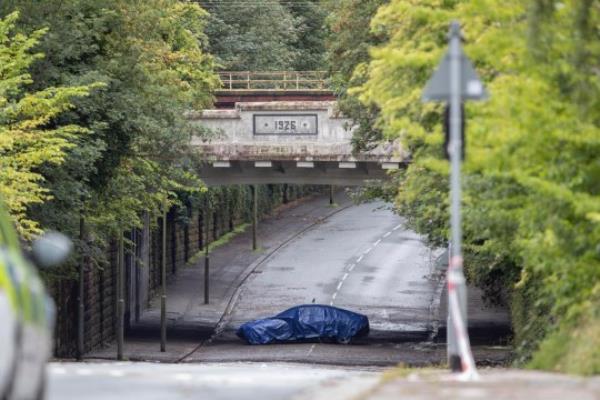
[218,71,329,90]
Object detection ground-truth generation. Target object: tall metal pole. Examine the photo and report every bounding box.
[77,215,85,360]
[116,233,124,360]
[252,185,258,251]
[422,21,483,378]
[204,255,210,304]
[160,200,167,352]
[448,21,468,372]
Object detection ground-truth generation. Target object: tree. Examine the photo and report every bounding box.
[354,0,600,373]
[203,0,300,71]
[1,0,219,241]
[0,11,95,238]
[285,0,328,71]
[324,0,388,152]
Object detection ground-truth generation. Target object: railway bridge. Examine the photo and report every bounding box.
[190,71,407,186]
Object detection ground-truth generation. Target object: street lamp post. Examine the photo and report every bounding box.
[204,195,210,305]
[422,21,487,379]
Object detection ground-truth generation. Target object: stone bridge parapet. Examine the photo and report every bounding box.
[188,101,407,186]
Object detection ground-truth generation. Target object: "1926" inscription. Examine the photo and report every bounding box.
[275,120,297,131]
[253,114,318,135]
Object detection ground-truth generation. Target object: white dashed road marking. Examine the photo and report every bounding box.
[331,224,399,306]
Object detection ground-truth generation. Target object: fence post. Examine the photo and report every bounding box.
[204,195,210,304]
[185,203,191,262]
[134,225,141,323]
[198,210,204,250]
[160,202,167,352]
[170,211,176,275]
[252,185,258,251]
[116,233,124,360]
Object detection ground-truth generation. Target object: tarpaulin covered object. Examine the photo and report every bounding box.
[236,304,370,345]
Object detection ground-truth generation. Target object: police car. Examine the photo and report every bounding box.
[0,202,71,400]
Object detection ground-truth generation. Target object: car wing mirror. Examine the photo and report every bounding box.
[31,231,73,268]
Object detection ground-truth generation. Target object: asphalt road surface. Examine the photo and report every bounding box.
[186,200,449,365]
[47,362,376,400]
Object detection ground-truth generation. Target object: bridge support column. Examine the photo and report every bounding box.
[252,185,258,251]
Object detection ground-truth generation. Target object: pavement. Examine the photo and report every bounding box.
[47,361,377,400]
[300,368,600,400]
[47,361,600,400]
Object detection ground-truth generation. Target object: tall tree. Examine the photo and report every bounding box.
[1,0,219,245]
[354,0,600,373]
[285,0,328,71]
[0,11,95,238]
[324,0,388,151]
[202,0,300,71]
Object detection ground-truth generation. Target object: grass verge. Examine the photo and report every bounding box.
[187,223,250,266]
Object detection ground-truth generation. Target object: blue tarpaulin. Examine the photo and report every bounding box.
[236,304,370,345]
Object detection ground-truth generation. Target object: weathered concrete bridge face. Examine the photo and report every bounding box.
[190,72,407,186]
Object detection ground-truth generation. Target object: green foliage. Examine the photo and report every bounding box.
[1,0,219,261]
[204,1,299,71]
[0,11,97,238]
[325,0,388,152]
[351,0,600,373]
[285,0,328,70]
[528,287,600,375]
[204,0,328,71]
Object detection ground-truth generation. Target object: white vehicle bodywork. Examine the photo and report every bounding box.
[0,292,17,395]
[0,206,57,400]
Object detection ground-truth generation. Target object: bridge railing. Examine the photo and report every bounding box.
[218,71,329,91]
